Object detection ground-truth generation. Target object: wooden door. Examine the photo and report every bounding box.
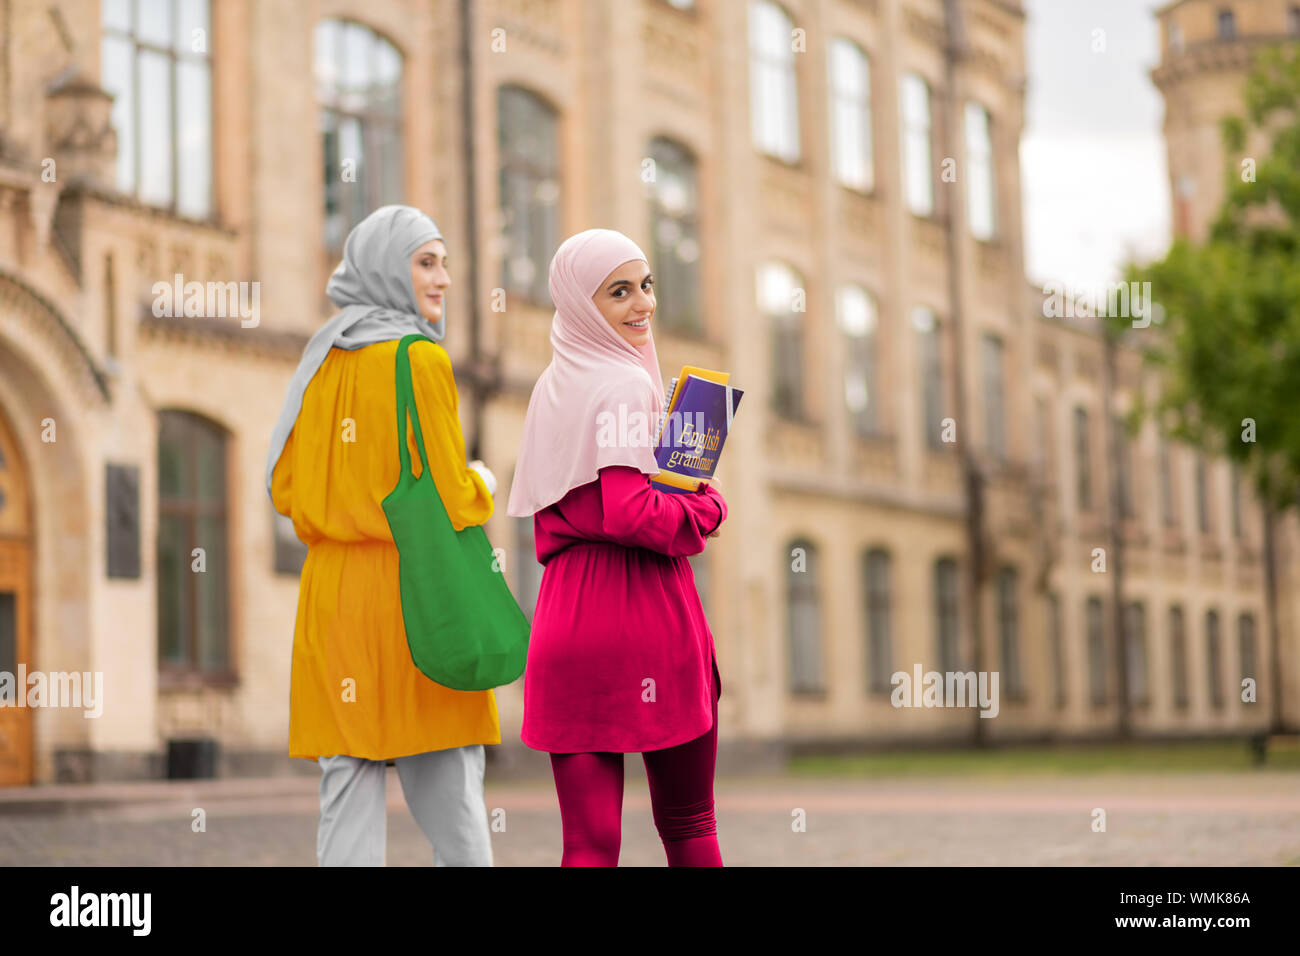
[0,406,32,786]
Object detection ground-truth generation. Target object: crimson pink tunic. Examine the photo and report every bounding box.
[520,465,727,753]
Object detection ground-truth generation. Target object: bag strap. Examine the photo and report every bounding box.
[394,334,432,481]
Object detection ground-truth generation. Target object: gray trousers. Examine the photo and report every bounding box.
[317,745,493,866]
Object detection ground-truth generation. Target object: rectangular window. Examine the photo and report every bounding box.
[1125,602,1148,706]
[1086,596,1106,705]
[648,138,702,335]
[157,410,229,676]
[787,542,824,693]
[1115,415,1134,518]
[759,263,806,420]
[749,0,801,162]
[964,102,996,239]
[1170,606,1189,709]
[1159,437,1175,526]
[865,550,892,694]
[837,286,878,435]
[101,0,213,218]
[997,567,1021,696]
[1074,407,1091,511]
[982,334,1005,460]
[935,558,960,673]
[828,38,873,190]
[915,308,944,449]
[1207,610,1223,709]
[1217,9,1236,40]
[899,73,933,216]
[1238,612,1256,704]
[1230,464,1242,538]
[1195,454,1210,533]
[1047,593,1065,709]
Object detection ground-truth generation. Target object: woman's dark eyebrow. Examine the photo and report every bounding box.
[606,273,653,291]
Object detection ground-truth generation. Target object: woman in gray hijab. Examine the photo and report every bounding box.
[268,205,499,866]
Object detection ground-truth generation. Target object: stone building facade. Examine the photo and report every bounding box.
[0,0,1292,785]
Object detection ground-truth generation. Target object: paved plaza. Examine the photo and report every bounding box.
[1,770,1297,866]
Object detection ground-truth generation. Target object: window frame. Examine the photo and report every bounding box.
[899,72,934,217]
[101,0,214,219]
[157,409,234,685]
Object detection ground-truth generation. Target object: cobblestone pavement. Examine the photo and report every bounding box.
[1,771,1298,866]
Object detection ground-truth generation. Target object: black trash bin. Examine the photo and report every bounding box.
[167,738,218,779]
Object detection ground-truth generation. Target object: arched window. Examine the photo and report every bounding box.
[1125,601,1148,705]
[828,38,872,190]
[786,538,823,693]
[315,19,404,252]
[157,410,230,675]
[758,262,805,420]
[102,0,213,217]
[748,0,800,161]
[1086,595,1106,705]
[498,86,560,305]
[913,307,944,448]
[934,557,960,672]
[899,73,933,216]
[863,548,892,693]
[836,285,878,435]
[997,566,1020,695]
[1169,605,1189,709]
[1206,609,1223,708]
[964,102,995,239]
[648,137,702,335]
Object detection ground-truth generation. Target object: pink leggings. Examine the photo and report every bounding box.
[549,671,721,866]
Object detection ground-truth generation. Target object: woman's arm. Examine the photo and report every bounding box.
[598,465,726,556]
[408,340,494,531]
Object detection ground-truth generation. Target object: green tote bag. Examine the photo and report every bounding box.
[381,334,529,691]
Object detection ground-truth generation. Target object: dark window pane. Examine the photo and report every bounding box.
[0,592,15,675]
[194,513,229,670]
[106,464,142,579]
[1170,606,1188,708]
[157,512,190,664]
[787,541,823,692]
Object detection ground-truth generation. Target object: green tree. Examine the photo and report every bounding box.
[1113,46,1300,735]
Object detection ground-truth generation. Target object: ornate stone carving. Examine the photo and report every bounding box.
[43,67,117,190]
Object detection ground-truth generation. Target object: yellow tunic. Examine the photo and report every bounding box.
[272,338,500,760]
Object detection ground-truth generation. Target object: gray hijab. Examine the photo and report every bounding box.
[265,204,447,499]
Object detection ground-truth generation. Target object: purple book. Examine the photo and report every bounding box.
[650,375,744,494]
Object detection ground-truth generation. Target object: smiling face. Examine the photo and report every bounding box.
[592,259,654,347]
[409,239,450,322]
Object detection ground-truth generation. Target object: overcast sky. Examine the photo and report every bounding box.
[1021,0,1170,291]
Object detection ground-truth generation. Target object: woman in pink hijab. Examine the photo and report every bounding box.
[507,228,728,866]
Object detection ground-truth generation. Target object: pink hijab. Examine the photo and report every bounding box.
[507,229,665,517]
